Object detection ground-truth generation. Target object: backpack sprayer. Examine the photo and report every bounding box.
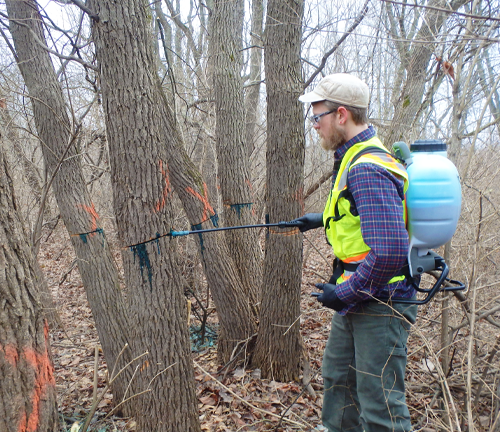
[169,139,465,305]
[388,139,465,304]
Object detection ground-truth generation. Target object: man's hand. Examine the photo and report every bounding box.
[291,213,323,232]
[315,283,348,311]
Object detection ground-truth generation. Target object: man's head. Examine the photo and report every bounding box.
[299,74,370,151]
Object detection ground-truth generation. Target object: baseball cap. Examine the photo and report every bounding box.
[299,73,369,108]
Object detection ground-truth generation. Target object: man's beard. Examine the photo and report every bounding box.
[320,127,347,151]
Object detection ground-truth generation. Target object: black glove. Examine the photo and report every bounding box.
[315,283,348,311]
[291,213,323,232]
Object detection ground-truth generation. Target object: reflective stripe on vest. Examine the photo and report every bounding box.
[323,136,409,285]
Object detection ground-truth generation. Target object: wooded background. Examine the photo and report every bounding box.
[0,0,499,431]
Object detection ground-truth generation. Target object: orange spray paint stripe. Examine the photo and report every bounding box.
[1,321,55,432]
[185,183,215,222]
[268,227,300,236]
[78,202,99,233]
[155,160,171,212]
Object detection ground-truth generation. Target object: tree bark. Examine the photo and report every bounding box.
[5,0,132,409]
[0,128,58,432]
[253,0,305,381]
[87,0,203,430]
[209,0,262,307]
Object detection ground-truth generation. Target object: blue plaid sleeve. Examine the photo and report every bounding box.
[334,163,410,307]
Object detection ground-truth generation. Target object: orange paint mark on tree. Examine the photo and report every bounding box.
[294,187,305,214]
[155,160,171,212]
[245,178,253,192]
[186,183,215,222]
[2,321,55,432]
[78,202,99,232]
[269,227,300,236]
[2,343,19,366]
[245,179,256,216]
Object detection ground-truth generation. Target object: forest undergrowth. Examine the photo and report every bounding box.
[40,220,497,432]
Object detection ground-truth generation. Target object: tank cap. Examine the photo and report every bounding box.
[410,139,447,152]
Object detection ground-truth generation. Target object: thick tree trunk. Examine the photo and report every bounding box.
[0,135,58,432]
[210,0,262,307]
[5,0,132,409]
[253,0,305,381]
[87,1,201,430]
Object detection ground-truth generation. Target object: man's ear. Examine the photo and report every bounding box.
[336,106,349,125]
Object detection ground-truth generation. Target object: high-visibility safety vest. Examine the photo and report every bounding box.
[323,136,409,284]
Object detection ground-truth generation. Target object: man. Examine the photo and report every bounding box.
[293,73,418,432]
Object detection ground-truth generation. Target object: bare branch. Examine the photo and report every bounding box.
[161,0,201,65]
[304,170,332,201]
[382,0,500,22]
[55,0,100,21]
[2,11,97,71]
[304,0,370,88]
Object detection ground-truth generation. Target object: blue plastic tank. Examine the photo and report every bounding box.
[404,140,462,258]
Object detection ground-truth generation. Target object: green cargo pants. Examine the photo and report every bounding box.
[321,302,418,432]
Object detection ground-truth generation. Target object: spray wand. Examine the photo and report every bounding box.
[167,220,301,237]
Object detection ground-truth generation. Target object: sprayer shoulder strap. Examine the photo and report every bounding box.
[347,146,393,173]
[333,146,394,218]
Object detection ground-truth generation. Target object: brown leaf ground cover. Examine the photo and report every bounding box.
[39,223,466,432]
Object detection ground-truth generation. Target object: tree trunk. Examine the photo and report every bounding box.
[253,0,305,381]
[209,0,262,307]
[245,0,264,159]
[0,131,58,432]
[0,104,47,222]
[156,0,258,362]
[155,81,258,364]
[5,0,132,409]
[0,104,60,329]
[87,0,202,430]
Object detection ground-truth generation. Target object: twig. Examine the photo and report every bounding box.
[102,389,151,422]
[92,346,99,407]
[220,334,257,380]
[1,11,97,71]
[304,235,333,271]
[79,345,136,432]
[303,170,332,201]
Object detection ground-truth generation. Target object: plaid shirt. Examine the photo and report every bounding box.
[330,126,416,314]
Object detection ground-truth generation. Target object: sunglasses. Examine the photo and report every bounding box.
[308,109,336,125]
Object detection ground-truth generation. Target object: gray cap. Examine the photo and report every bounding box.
[299,73,370,108]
